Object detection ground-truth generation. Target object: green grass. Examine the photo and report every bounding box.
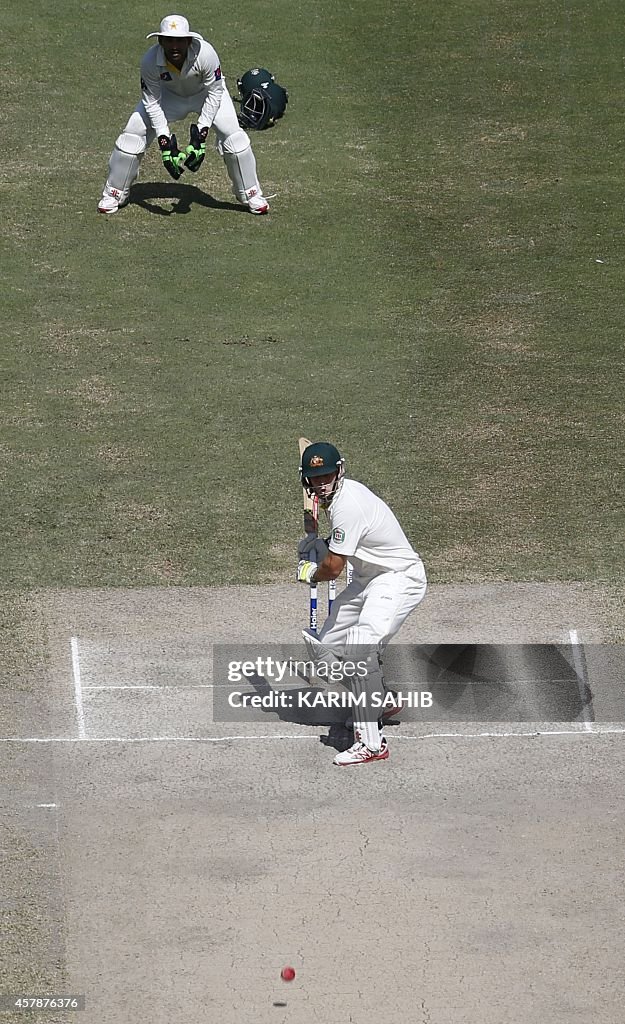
[1,0,624,586]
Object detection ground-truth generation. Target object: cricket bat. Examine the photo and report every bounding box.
[298,436,319,632]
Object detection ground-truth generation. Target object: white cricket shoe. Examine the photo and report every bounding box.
[247,193,269,214]
[97,188,128,215]
[333,739,389,767]
[235,187,269,215]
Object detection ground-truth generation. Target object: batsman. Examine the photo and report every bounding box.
[297,442,427,766]
[98,14,271,215]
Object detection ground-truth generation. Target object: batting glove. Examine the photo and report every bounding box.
[158,134,185,180]
[297,560,318,584]
[297,536,329,562]
[184,124,208,172]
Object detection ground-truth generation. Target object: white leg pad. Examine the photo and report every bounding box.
[221,129,263,202]
[350,649,385,750]
[301,629,343,667]
[102,131,146,205]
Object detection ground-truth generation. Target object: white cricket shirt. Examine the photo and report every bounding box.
[140,37,224,135]
[327,479,422,577]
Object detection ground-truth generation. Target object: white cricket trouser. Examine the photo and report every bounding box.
[317,562,427,750]
[125,82,241,150]
[318,561,427,651]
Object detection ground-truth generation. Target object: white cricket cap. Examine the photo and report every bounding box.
[146,14,202,39]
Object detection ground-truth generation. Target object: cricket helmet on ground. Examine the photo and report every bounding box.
[300,442,345,507]
[237,67,288,130]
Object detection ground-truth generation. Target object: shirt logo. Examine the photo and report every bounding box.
[160,71,172,81]
[215,65,222,80]
[332,528,345,543]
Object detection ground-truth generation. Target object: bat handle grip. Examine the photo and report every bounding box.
[307,535,319,634]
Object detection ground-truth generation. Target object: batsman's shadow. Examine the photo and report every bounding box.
[244,673,387,753]
[319,723,354,752]
[246,673,348,728]
[128,181,244,216]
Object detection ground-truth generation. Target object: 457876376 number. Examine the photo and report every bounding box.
[0,995,85,1011]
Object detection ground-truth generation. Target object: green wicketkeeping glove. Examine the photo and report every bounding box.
[184,124,208,172]
[158,134,185,180]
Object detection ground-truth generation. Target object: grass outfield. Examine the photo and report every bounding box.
[1,0,624,588]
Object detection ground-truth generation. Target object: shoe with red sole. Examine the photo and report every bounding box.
[333,739,389,766]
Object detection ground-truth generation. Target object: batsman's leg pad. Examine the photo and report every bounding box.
[342,625,383,661]
[301,629,343,668]
[301,629,367,689]
[220,128,263,202]
[348,637,386,749]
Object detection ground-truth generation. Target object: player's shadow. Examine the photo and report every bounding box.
[319,723,354,752]
[128,181,244,216]
[243,673,396,753]
[245,673,348,728]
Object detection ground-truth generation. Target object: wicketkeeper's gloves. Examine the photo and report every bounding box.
[158,134,185,180]
[184,124,208,172]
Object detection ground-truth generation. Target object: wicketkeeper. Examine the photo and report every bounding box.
[98,14,269,214]
[297,442,427,766]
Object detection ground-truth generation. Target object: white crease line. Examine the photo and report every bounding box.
[70,637,86,740]
[82,684,214,691]
[414,729,625,738]
[0,734,315,743]
[1,728,624,743]
[569,629,593,732]
[35,803,57,808]
[82,678,591,690]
